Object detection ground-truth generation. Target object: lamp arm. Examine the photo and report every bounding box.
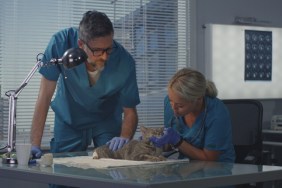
[5,60,43,153]
[14,61,43,98]
[1,47,86,156]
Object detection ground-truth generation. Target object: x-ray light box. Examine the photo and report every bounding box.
[204,24,282,99]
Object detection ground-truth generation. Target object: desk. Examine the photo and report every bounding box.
[262,129,282,166]
[1,152,282,188]
[262,129,282,147]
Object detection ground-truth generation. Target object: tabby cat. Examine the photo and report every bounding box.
[92,126,166,161]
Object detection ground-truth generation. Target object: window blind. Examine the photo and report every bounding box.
[0,0,190,147]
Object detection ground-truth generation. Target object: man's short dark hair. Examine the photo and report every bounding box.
[79,10,114,42]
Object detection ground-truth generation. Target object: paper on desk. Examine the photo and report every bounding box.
[53,156,188,169]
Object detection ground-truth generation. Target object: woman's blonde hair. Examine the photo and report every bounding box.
[168,68,218,101]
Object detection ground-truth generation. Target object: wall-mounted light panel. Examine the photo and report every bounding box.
[204,24,282,99]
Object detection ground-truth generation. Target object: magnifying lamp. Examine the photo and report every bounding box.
[50,47,88,68]
[1,48,87,164]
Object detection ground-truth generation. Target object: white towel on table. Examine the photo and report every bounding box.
[53,156,188,169]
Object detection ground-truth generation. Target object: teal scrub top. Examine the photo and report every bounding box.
[39,27,140,130]
[164,96,235,163]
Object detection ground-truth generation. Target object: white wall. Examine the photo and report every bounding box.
[193,0,282,128]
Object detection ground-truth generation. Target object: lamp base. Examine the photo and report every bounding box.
[2,157,17,164]
[1,152,17,164]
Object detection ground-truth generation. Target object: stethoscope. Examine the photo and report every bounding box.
[170,99,207,145]
[164,99,207,158]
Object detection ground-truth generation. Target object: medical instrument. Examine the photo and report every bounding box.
[164,101,207,158]
[170,100,207,144]
[271,115,282,130]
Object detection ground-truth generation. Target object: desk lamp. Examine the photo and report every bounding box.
[0,48,87,164]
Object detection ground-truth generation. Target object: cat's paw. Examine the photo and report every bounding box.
[147,156,166,162]
[158,155,167,161]
[92,150,99,159]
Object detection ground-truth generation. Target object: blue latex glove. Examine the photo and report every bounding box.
[31,146,43,159]
[106,137,129,151]
[150,127,181,147]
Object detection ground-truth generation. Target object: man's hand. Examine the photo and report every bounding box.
[106,137,129,151]
[31,146,43,159]
[150,128,181,148]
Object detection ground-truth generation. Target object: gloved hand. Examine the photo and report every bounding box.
[150,127,181,148]
[106,137,129,151]
[31,146,43,159]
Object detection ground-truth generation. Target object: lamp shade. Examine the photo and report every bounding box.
[61,48,88,68]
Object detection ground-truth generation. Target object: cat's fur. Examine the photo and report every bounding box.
[92,126,166,161]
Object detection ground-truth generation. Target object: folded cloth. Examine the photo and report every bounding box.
[53,156,188,169]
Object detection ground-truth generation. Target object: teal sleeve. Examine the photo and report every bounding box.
[204,99,233,151]
[39,27,79,81]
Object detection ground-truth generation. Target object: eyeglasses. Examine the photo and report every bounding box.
[83,40,116,57]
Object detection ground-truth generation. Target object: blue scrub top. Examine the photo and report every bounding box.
[164,96,235,163]
[39,27,140,131]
